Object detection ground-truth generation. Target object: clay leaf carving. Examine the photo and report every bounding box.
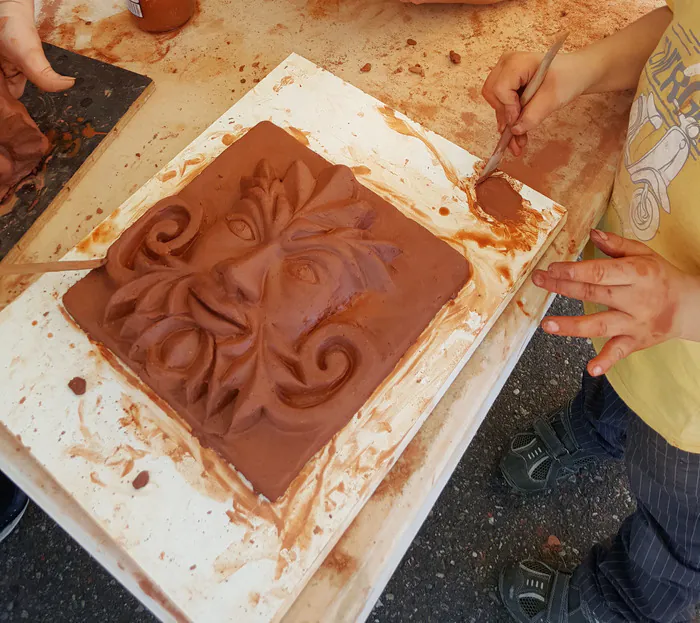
[102,159,402,437]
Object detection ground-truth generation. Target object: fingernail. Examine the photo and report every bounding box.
[591,365,603,376]
[498,122,505,133]
[592,228,608,241]
[543,320,559,333]
[532,272,544,286]
[511,123,523,134]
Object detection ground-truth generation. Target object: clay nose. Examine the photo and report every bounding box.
[218,244,276,303]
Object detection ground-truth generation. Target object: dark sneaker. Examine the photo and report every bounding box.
[0,471,29,544]
[499,559,590,622]
[501,402,599,494]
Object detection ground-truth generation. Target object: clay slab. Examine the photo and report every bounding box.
[0,54,565,622]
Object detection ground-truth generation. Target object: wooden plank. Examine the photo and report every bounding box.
[0,43,153,263]
[0,55,564,623]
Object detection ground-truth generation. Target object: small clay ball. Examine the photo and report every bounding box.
[132,471,150,490]
[68,377,87,395]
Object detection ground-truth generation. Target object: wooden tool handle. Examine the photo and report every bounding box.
[518,30,570,108]
[476,30,569,184]
[0,258,106,276]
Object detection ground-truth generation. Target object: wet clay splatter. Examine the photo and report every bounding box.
[285,126,311,147]
[321,545,358,583]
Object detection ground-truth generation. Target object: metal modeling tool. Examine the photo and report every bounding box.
[477,31,570,184]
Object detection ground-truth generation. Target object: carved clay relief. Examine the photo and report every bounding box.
[102,160,400,437]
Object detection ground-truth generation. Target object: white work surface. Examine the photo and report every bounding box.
[0,55,564,622]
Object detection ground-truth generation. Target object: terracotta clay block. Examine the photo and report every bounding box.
[63,122,470,500]
[0,79,49,201]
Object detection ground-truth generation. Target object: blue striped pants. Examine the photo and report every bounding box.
[567,373,700,623]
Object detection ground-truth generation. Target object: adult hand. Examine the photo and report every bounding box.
[481,52,590,156]
[532,229,700,377]
[0,0,75,98]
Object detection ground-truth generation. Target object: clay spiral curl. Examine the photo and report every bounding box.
[106,197,203,286]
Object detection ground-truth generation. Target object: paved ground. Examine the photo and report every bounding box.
[0,296,638,622]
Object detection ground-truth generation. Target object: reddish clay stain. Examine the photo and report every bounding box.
[351,165,371,176]
[502,140,574,198]
[374,436,426,499]
[76,219,115,252]
[37,0,62,39]
[41,9,179,65]
[516,299,531,317]
[82,123,107,139]
[306,0,341,19]
[469,9,484,36]
[19,397,26,405]
[439,207,450,216]
[90,472,106,487]
[321,546,358,580]
[462,111,479,128]
[497,264,513,283]
[136,575,188,623]
[160,170,177,182]
[285,126,311,147]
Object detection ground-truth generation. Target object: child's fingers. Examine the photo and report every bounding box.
[511,87,559,135]
[508,135,522,156]
[587,335,638,377]
[546,258,639,286]
[541,310,632,339]
[590,229,655,259]
[482,61,507,122]
[532,270,627,310]
[488,60,525,125]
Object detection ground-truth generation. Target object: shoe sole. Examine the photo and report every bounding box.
[0,499,28,544]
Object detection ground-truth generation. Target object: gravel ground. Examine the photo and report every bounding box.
[0,296,639,622]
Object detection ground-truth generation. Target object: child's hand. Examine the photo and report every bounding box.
[0,0,74,98]
[481,52,591,156]
[532,230,700,377]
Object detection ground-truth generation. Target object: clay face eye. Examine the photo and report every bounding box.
[285,259,320,285]
[227,218,256,241]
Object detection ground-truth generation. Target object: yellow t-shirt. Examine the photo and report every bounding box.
[587,0,700,452]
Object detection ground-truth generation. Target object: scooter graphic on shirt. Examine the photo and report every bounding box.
[624,89,700,240]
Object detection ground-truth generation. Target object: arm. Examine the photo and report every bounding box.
[401,1,506,4]
[0,0,74,98]
[481,7,672,154]
[573,7,672,94]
